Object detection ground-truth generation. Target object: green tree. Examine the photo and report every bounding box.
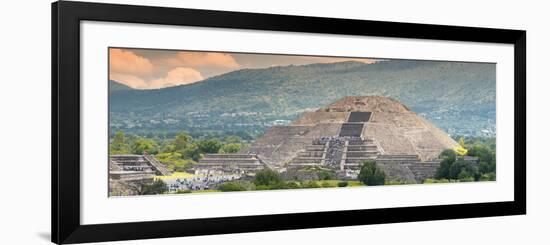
[457,169,473,181]
[224,135,242,144]
[358,160,386,186]
[220,143,241,153]
[131,138,158,155]
[253,169,282,186]
[139,180,167,195]
[467,144,496,165]
[439,149,457,159]
[174,132,192,152]
[448,158,478,180]
[435,155,455,179]
[113,131,125,145]
[197,139,222,154]
[317,170,333,180]
[478,161,496,174]
[448,158,466,179]
[110,131,130,154]
[435,148,462,179]
[159,140,176,153]
[156,152,196,172]
[182,143,201,161]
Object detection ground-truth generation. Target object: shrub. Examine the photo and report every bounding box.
[255,185,270,191]
[459,176,475,182]
[218,182,246,192]
[321,181,333,188]
[284,182,300,189]
[176,189,192,194]
[254,169,282,186]
[317,170,333,180]
[424,178,448,184]
[273,182,302,189]
[139,180,167,195]
[358,160,386,186]
[480,173,496,181]
[449,159,479,180]
[385,179,416,185]
[301,181,321,188]
[478,161,496,174]
[457,169,473,181]
[337,181,349,187]
[467,144,495,165]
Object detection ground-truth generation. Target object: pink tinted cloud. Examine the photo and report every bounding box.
[109,48,154,75]
[149,67,204,89]
[166,51,240,68]
[310,57,377,64]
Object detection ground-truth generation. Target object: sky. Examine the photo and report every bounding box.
[109,48,375,89]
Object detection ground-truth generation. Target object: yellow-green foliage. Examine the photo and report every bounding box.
[219,143,241,153]
[156,152,196,172]
[385,179,417,185]
[423,179,460,184]
[154,171,194,181]
[453,137,468,155]
[453,146,468,156]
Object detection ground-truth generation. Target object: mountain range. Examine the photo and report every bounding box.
[109,60,496,138]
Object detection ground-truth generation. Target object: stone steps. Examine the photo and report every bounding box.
[204,154,257,159]
[199,158,261,164]
[297,151,324,157]
[339,123,364,137]
[110,154,171,176]
[305,145,325,151]
[291,157,323,164]
[344,157,377,163]
[143,154,172,176]
[345,151,378,157]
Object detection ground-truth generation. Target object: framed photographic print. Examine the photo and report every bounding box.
[52,1,526,244]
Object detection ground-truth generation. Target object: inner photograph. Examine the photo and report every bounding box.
[107,48,497,196]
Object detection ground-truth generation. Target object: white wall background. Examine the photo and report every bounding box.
[0,0,547,244]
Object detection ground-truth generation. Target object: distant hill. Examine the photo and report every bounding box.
[109,80,133,92]
[109,60,496,138]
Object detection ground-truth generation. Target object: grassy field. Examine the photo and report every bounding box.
[313,180,364,187]
[154,171,195,181]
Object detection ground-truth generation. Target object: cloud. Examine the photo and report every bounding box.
[308,57,377,64]
[110,72,149,89]
[109,48,154,75]
[166,52,240,68]
[149,67,204,89]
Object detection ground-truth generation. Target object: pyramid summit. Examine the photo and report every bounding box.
[195,96,460,183]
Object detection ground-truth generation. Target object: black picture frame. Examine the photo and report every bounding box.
[52,1,526,244]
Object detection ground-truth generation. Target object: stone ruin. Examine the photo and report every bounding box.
[108,154,171,195]
[195,96,462,183]
[193,154,265,175]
